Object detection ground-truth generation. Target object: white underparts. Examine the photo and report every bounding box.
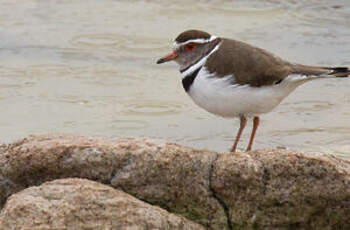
[187,69,309,117]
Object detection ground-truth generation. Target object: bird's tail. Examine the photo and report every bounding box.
[292,64,349,78]
[322,67,350,77]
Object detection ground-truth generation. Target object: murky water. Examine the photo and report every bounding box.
[0,0,349,158]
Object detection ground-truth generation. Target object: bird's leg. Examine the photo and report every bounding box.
[230,115,247,152]
[246,116,260,151]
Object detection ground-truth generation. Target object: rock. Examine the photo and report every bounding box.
[0,134,227,229]
[0,178,204,230]
[212,150,350,229]
[0,134,349,229]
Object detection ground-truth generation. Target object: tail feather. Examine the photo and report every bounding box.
[292,64,349,78]
[325,67,349,77]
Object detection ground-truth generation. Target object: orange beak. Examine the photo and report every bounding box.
[156,51,178,64]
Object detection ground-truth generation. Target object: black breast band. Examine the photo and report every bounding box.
[182,67,202,92]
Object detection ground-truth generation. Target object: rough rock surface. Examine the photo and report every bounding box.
[0,178,204,230]
[0,134,226,229]
[212,150,350,229]
[0,134,349,230]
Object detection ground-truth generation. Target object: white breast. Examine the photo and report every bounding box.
[187,67,305,118]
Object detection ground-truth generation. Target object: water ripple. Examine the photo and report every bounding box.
[121,100,184,116]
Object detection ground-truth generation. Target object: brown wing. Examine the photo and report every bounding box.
[205,38,293,87]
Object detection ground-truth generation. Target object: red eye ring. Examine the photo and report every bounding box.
[184,42,197,52]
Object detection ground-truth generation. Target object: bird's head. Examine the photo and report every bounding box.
[157,30,221,72]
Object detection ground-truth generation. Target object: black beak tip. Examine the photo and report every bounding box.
[156,58,164,64]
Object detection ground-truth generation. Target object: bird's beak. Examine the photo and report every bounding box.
[156,51,178,64]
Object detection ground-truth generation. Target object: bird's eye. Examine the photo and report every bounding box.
[184,43,197,52]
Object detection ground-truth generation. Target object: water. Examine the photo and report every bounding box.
[0,0,349,159]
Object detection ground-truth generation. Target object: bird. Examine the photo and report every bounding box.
[156,29,349,152]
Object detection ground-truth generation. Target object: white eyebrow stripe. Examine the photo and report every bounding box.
[174,35,217,48]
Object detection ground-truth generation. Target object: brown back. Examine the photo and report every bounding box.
[205,38,293,87]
